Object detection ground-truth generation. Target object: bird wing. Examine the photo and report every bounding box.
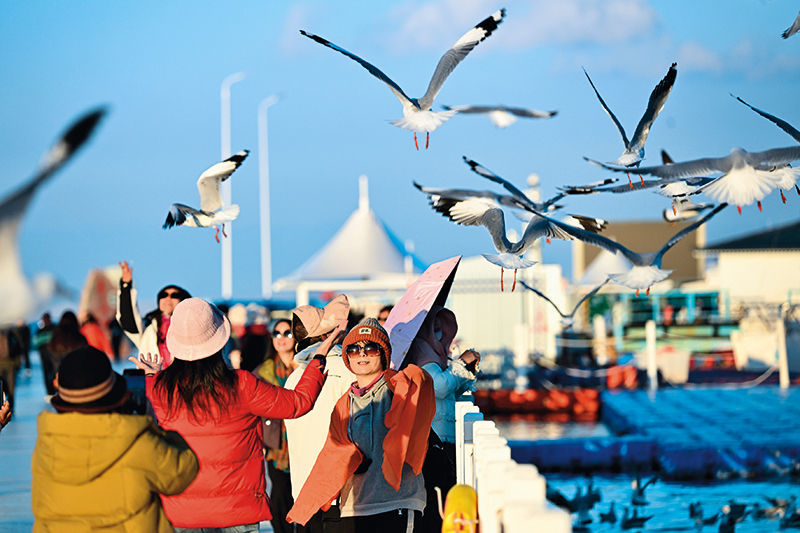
[746,146,800,168]
[557,177,619,195]
[732,94,800,144]
[196,150,249,212]
[584,155,734,179]
[462,155,538,208]
[653,203,727,263]
[412,181,528,211]
[782,11,800,39]
[661,149,675,164]
[583,67,629,148]
[567,214,609,233]
[418,9,506,110]
[299,30,415,107]
[568,279,610,317]
[519,280,568,318]
[628,63,678,154]
[163,203,203,229]
[0,107,107,225]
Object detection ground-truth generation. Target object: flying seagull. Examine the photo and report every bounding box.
[732,94,800,203]
[0,107,107,326]
[300,9,505,150]
[513,202,727,296]
[519,279,609,329]
[415,185,607,291]
[585,146,800,213]
[783,11,800,39]
[441,104,557,128]
[583,62,677,187]
[163,150,249,242]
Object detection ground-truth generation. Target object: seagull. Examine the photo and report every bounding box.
[519,279,609,329]
[631,473,658,506]
[731,94,800,203]
[583,62,677,186]
[415,186,607,291]
[299,9,505,150]
[441,104,557,128]
[585,146,800,213]
[0,107,107,326]
[620,507,653,530]
[522,201,726,296]
[783,11,800,39]
[163,150,249,242]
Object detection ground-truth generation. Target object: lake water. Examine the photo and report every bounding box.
[493,417,800,531]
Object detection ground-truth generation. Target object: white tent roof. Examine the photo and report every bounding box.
[274,177,424,290]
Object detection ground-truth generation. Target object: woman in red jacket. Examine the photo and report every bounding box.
[132,298,337,532]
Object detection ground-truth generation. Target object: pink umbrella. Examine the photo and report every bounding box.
[384,255,461,369]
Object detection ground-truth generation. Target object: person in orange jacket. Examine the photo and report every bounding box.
[287,317,435,533]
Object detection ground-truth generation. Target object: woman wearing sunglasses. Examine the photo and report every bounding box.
[254,318,298,533]
[116,260,190,368]
[288,318,435,533]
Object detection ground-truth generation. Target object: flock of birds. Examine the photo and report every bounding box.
[549,475,800,532]
[4,7,800,325]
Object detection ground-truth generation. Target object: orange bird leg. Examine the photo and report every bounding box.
[512,269,518,292]
[214,227,220,243]
[646,287,650,297]
[500,268,504,292]
[737,205,742,214]
[672,200,677,215]
[781,190,787,204]
[426,132,429,149]
[757,201,762,212]
[635,289,640,297]
[414,133,419,151]
[222,225,228,238]
[639,175,645,186]
[546,237,551,244]
[626,171,633,189]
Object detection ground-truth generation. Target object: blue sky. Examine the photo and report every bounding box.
[2,0,799,309]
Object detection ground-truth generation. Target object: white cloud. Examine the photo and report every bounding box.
[676,41,723,73]
[385,0,659,52]
[280,4,316,55]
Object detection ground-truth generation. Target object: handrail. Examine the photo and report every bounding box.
[454,395,571,532]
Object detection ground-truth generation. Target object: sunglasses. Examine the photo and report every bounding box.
[345,342,382,358]
[158,290,183,300]
[272,330,293,339]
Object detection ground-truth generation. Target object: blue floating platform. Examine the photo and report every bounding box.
[510,386,800,480]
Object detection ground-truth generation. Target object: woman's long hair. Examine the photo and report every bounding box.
[152,352,238,422]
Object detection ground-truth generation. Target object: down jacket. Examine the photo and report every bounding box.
[32,412,199,532]
[147,363,325,529]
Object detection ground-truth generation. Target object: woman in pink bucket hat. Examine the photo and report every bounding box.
[131,297,342,532]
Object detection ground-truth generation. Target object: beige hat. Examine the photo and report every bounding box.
[167,298,231,361]
[292,294,350,339]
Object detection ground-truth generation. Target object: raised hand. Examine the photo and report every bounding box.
[128,352,163,375]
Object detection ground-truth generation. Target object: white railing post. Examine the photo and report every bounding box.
[646,319,658,393]
[455,398,481,484]
[593,314,608,365]
[776,316,789,389]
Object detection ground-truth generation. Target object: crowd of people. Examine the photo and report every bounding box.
[2,260,482,532]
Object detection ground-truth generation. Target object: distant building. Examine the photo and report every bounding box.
[699,218,800,306]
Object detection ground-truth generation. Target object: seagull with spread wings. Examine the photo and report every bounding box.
[300,9,505,150]
[519,279,609,329]
[163,150,249,242]
[732,94,800,203]
[441,104,557,128]
[511,202,727,296]
[783,11,800,39]
[1,107,107,325]
[583,62,677,187]
[585,146,800,213]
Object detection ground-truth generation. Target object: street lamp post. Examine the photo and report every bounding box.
[258,95,279,300]
[219,71,246,299]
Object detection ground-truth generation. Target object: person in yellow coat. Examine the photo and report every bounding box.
[31,346,199,532]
